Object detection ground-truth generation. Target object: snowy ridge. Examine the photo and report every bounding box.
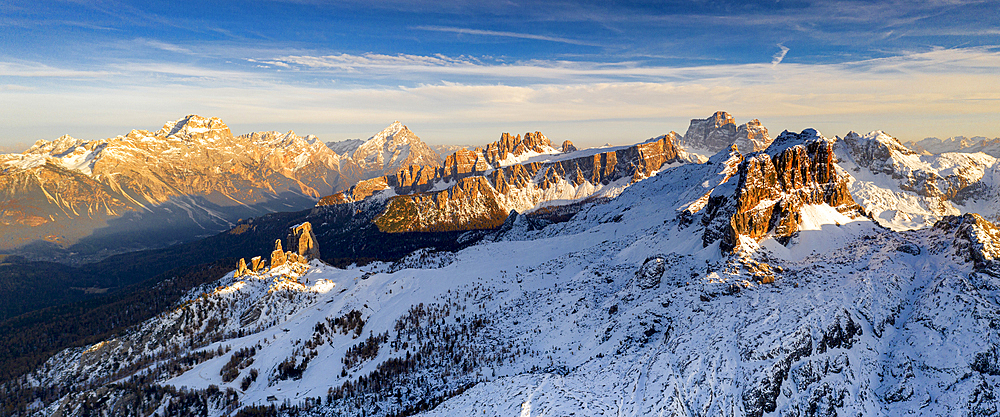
[908,135,1000,157]
[19,152,1000,416]
[834,130,1000,230]
[349,121,442,178]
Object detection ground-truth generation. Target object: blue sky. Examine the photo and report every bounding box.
[1,0,998,149]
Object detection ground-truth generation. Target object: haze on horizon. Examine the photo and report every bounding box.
[1,0,998,151]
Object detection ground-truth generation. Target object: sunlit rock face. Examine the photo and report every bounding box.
[321,131,682,234]
[680,111,772,154]
[328,121,443,181]
[695,129,863,251]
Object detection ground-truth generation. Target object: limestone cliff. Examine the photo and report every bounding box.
[695,129,863,251]
[287,222,321,261]
[322,132,681,233]
[680,111,772,154]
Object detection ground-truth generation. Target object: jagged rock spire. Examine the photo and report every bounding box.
[271,239,287,268]
[288,222,320,261]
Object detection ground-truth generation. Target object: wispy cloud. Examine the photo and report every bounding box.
[412,26,603,47]
[772,44,790,66]
[0,61,114,78]
[139,39,194,55]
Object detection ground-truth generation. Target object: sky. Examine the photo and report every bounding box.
[1,0,998,150]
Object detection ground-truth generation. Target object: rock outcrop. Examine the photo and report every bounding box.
[561,140,578,153]
[237,223,322,276]
[365,134,680,233]
[483,132,551,165]
[936,213,1000,274]
[374,176,509,233]
[287,222,320,261]
[271,239,287,268]
[696,129,863,251]
[235,258,248,277]
[319,130,682,234]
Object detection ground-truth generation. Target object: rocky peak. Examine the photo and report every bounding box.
[157,115,232,141]
[351,121,442,179]
[271,239,287,268]
[483,131,552,165]
[681,111,771,154]
[839,130,915,173]
[936,213,1000,274]
[25,135,83,156]
[561,140,578,153]
[698,128,862,251]
[734,119,772,153]
[234,222,320,277]
[442,148,491,182]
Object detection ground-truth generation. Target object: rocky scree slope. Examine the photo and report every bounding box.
[11,128,1000,417]
[320,130,682,233]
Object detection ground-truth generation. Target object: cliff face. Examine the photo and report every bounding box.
[320,132,682,233]
[696,129,863,251]
[680,111,772,154]
[935,213,1000,274]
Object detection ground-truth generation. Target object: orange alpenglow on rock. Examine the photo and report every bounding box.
[235,258,248,277]
[271,239,287,268]
[287,222,321,261]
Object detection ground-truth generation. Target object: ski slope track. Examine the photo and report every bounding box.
[11,128,1000,417]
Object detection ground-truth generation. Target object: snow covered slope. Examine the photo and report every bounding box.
[908,135,1000,157]
[12,131,1000,417]
[834,130,1000,230]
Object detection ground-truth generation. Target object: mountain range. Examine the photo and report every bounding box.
[0,116,441,261]
[907,135,1000,157]
[2,112,1000,417]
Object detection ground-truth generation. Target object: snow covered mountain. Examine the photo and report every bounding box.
[0,118,441,260]
[326,121,443,181]
[833,130,1000,230]
[8,124,1000,417]
[0,115,362,257]
[908,135,1000,157]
